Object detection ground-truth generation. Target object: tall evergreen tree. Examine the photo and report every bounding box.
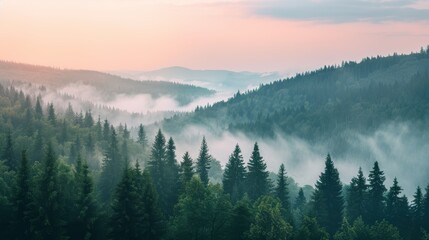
[276,163,291,222]
[423,184,429,232]
[246,142,270,200]
[75,157,97,240]
[227,196,252,240]
[295,188,307,210]
[137,124,148,146]
[223,144,246,202]
[47,103,56,125]
[110,166,141,240]
[2,131,15,170]
[366,161,386,224]
[180,152,194,186]
[14,151,32,240]
[98,128,122,204]
[33,144,64,239]
[34,96,43,120]
[164,137,180,215]
[196,137,211,186]
[148,129,167,210]
[411,186,424,239]
[386,178,409,234]
[347,167,367,222]
[312,154,344,236]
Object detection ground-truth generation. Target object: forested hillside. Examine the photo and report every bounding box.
[0,61,214,105]
[0,78,428,239]
[163,49,429,146]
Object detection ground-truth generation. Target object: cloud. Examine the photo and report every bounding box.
[251,0,429,23]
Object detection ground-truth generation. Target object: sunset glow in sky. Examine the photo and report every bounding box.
[1,0,429,73]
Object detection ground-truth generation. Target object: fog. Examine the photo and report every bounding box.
[168,123,429,197]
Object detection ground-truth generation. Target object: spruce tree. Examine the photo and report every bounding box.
[423,184,429,232]
[47,103,56,125]
[110,166,141,240]
[411,186,424,239]
[366,161,386,224]
[246,142,269,200]
[227,196,252,240]
[34,144,63,239]
[14,151,32,240]
[312,154,344,236]
[2,131,15,170]
[347,167,367,222]
[34,96,43,119]
[196,136,211,186]
[276,163,292,222]
[180,151,194,186]
[164,137,180,215]
[295,188,307,211]
[148,129,167,210]
[98,128,122,204]
[386,178,402,226]
[223,144,246,202]
[76,157,97,240]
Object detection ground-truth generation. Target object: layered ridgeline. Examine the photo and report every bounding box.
[162,49,429,145]
[0,61,214,107]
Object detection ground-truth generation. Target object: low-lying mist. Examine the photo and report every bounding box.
[168,122,428,197]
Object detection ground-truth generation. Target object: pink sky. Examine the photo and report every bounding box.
[1,0,429,73]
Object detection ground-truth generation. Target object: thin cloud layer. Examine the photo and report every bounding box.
[252,0,429,23]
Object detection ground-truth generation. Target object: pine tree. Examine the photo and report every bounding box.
[312,154,344,236]
[276,163,292,222]
[386,178,402,225]
[196,136,211,186]
[148,129,167,210]
[98,128,122,204]
[34,144,64,239]
[75,157,97,240]
[411,186,424,239]
[2,131,15,170]
[110,166,141,240]
[14,151,32,240]
[164,137,180,215]
[137,124,148,147]
[180,151,194,186]
[83,111,94,128]
[423,184,429,232]
[32,130,44,163]
[140,170,165,239]
[102,120,110,142]
[47,103,56,125]
[223,144,246,202]
[35,96,43,119]
[366,161,386,224]
[227,196,252,240]
[295,188,307,210]
[347,167,367,222]
[246,142,269,200]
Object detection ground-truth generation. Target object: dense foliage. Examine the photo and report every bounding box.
[0,83,428,240]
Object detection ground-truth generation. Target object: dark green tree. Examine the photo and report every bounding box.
[34,96,43,119]
[148,129,167,211]
[386,177,409,234]
[47,103,56,125]
[83,111,94,128]
[347,167,367,222]
[223,144,246,202]
[293,217,329,240]
[196,137,211,186]
[110,166,142,240]
[33,144,64,239]
[75,157,97,240]
[366,161,386,224]
[98,128,122,204]
[248,196,293,240]
[227,196,252,240]
[369,220,401,240]
[246,142,269,200]
[411,186,424,240]
[2,131,16,170]
[312,154,344,236]
[14,151,32,240]
[180,151,194,186]
[333,219,356,240]
[276,163,291,221]
[424,184,429,231]
[164,137,180,215]
[295,188,307,211]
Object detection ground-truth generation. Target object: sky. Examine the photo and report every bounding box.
[1,0,429,73]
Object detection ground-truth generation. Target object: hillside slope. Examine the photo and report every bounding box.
[163,49,429,145]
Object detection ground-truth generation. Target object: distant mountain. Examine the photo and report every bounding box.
[162,49,429,146]
[114,66,282,92]
[0,61,214,105]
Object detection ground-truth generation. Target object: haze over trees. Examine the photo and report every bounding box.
[0,49,428,239]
